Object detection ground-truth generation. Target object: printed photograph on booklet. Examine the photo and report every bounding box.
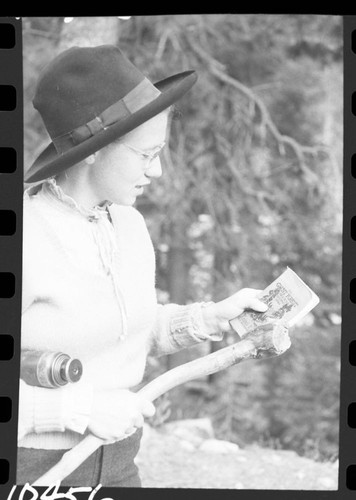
[230,267,320,338]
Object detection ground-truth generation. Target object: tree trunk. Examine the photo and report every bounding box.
[208,247,231,384]
[262,356,282,439]
[166,221,191,371]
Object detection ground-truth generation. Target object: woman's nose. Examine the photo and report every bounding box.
[146,157,162,179]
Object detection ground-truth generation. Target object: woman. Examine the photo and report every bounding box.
[18,44,269,487]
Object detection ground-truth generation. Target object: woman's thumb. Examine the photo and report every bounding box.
[141,399,156,417]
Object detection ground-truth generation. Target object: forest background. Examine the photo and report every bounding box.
[22,14,343,464]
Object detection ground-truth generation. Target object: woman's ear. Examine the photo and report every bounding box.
[85,153,97,165]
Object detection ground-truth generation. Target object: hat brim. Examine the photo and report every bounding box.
[25,70,197,184]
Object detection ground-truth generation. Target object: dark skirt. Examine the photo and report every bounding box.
[17,428,143,487]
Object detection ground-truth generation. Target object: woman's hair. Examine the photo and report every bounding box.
[171,104,182,121]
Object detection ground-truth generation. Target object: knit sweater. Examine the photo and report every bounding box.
[19,179,222,450]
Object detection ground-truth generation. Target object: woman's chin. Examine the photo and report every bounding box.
[114,195,137,207]
[110,187,145,206]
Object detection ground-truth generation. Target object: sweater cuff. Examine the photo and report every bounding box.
[18,380,35,441]
[32,381,93,436]
[170,302,223,348]
[33,386,66,434]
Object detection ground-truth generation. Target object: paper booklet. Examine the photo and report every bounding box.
[229,267,320,338]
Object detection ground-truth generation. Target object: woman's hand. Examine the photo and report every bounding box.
[203,288,268,333]
[87,388,155,443]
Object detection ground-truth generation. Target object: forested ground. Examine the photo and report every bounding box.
[23,15,343,465]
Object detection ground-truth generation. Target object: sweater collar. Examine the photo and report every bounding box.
[25,177,112,222]
[24,177,128,339]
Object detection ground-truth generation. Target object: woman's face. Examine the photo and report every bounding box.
[90,111,169,206]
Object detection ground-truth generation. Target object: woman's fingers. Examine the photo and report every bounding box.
[133,413,144,429]
[140,399,156,418]
[124,426,137,436]
[212,288,271,332]
[244,296,268,312]
[88,389,155,442]
[231,288,267,312]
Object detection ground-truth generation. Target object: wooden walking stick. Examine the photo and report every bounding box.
[32,323,291,486]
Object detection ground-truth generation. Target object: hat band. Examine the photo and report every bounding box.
[52,77,161,154]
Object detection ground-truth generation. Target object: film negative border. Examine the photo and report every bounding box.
[0,17,22,498]
[341,14,356,498]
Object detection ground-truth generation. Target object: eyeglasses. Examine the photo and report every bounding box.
[122,141,166,168]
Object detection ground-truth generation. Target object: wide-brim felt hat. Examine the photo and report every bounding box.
[25,44,198,184]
